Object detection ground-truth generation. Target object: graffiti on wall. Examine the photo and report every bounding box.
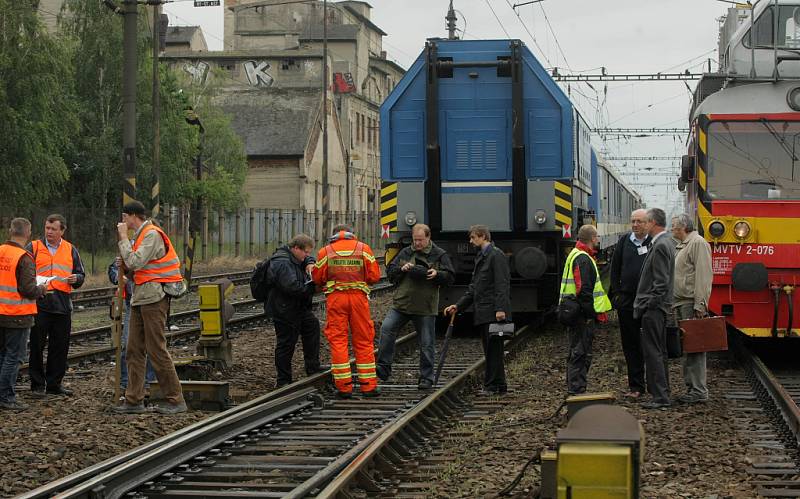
[333,72,355,93]
[244,61,274,87]
[184,61,210,85]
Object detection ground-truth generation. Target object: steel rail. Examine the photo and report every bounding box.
[315,324,534,498]
[23,281,393,370]
[19,325,419,499]
[738,343,800,446]
[71,270,253,308]
[55,389,321,499]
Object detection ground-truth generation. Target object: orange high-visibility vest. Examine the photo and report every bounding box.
[31,239,74,293]
[132,224,183,285]
[0,244,37,316]
[322,241,370,294]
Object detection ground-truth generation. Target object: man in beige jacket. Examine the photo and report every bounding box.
[671,213,713,404]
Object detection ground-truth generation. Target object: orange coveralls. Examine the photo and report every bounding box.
[312,231,381,394]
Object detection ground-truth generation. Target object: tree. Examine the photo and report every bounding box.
[0,0,79,210]
[58,0,247,247]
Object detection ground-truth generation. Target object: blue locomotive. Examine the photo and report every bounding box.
[379,39,638,313]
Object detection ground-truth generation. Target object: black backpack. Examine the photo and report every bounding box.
[250,257,273,302]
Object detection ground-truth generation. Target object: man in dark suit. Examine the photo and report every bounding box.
[609,209,651,400]
[633,208,675,409]
[444,225,511,395]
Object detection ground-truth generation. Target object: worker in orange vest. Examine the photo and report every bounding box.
[112,201,186,415]
[312,224,381,398]
[28,213,85,397]
[0,218,46,411]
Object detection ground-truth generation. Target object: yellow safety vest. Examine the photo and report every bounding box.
[559,248,612,313]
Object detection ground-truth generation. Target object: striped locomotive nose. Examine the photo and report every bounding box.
[554,180,573,228]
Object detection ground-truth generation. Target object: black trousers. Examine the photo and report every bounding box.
[567,318,595,395]
[29,310,71,390]
[641,308,671,404]
[273,310,321,387]
[618,307,646,393]
[478,323,507,392]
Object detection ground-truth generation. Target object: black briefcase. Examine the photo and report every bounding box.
[666,326,682,359]
[488,322,515,339]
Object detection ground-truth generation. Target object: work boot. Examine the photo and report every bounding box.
[112,401,147,414]
[30,387,46,398]
[154,402,188,415]
[418,379,433,390]
[0,400,28,411]
[361,387,381,398]
[46,385,73,396]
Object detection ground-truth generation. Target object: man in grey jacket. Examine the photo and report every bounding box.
[671,214,713,404]
[377,224,455,389]
[634,208,675,409]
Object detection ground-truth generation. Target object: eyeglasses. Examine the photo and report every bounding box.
[631,220,647,224]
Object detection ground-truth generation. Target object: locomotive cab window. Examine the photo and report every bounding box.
[744,5,800,49]
[706,120,800,200]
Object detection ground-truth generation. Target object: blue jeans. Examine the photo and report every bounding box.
[120,301,155,389]
[377,309,436,383]
[0,327,29,403]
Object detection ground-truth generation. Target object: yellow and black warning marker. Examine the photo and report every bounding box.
[380,181,398,231]
[554,180,573,228]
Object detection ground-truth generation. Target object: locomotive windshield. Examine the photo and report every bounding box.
[706,120,800,200]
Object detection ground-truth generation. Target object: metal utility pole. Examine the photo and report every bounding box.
[152,2,162,222]
[122,0,138,207]
[321,0,330,237]
[446,0,458,40]
[184,111,204,285]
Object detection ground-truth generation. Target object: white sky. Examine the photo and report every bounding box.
[163,0,731,210]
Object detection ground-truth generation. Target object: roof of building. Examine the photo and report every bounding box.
[341,4,386,36]
[216,88,322,157]
[166,26,201,45]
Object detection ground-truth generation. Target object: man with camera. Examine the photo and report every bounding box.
[558,224,612,396]
[377,224,455,390]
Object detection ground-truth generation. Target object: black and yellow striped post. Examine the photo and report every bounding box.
[380,181,401,264]
[554,180,573,231]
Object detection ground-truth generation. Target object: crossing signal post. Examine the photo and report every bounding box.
[198,278,235,368]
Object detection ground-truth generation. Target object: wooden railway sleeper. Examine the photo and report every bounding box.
[372,451,401,475]
[387,437,413,459]
[355,468,383,493]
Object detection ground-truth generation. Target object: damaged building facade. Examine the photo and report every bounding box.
[164,0,405,220]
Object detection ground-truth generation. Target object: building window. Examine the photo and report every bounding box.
[355,112,361,143]
[361,114,365,143]
[367,117,372,146]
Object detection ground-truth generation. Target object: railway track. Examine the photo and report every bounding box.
[71,271,254,309]
[20,318,537,499]
[71,256,385,310]
[22,280,394,372]
[728,339,800,498]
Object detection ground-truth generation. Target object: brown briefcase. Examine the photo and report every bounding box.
[679,316,728,354]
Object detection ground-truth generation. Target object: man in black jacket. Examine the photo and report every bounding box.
[377,224,455,389]
[444,225,511,394]
[608,208,651,400]
[265,234,322,388]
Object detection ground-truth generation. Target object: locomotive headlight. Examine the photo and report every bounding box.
[534,209,547,225]
[788,87,800,111]
[708,220,726,238]
[734,221,751,239]
[404,211,417,227]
